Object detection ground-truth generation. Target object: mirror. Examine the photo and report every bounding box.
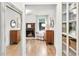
[10,20,16,28]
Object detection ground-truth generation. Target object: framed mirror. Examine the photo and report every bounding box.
[10,20,16,28]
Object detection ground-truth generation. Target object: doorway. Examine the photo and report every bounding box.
[25,4,56,56]
[26,23,35,37]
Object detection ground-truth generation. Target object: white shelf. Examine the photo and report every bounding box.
[69,46,76,53]
[69,7,77,12]
[69,20,76,22]
[10,28,21,30]
[62,32,67,35]
[68,34,77,39]
[62,32,76,39]
[62,21,67,23]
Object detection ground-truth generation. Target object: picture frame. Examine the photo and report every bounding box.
[50,19,54,28]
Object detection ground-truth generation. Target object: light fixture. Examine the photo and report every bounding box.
[26,9,32,15]
[42,23,46,27]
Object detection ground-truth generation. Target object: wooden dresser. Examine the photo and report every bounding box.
[45,30,54,44]
[10,30,20,44]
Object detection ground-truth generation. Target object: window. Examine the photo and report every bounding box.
[36,15,47,31]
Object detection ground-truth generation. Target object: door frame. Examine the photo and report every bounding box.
[25,3,62,56]
[0,2,22,56]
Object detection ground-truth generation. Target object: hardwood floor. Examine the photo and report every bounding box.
[47,45,56,56]
[26,39,56,56]
[6,44,19,56]
[6,39,56,56]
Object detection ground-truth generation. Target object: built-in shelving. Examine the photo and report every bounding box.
[69,37,76,52]
[62,3,67,56]
[62,2,78,56]
[62,3,67,22]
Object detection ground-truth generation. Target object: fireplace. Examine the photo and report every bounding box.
[26,23,35,37]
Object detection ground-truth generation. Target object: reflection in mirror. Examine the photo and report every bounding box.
[5,3,22,56]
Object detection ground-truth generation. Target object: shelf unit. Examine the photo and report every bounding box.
[62,2,79,56]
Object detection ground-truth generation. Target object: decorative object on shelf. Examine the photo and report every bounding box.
[10,20,16,28]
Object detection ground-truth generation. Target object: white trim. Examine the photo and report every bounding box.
[0,2,6,56]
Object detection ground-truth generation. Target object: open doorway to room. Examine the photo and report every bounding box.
[26,23,35,38]
[4,3,22,56]
[25,4,57,56]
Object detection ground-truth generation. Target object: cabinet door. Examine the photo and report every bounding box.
[46,30,54,44]
[46,31,50,43]
[10,30,20,44]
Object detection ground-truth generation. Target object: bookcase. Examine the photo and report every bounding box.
[62,2,79,56]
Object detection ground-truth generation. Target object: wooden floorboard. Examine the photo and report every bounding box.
[6,39,56,56]
[26,39,56,56]
[6,44,20,56]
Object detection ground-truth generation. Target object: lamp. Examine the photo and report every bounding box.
[42,23,46,27]
[27,24,31,28]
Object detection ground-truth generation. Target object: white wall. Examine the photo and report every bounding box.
[11,2,26,56]
[0,3,6,55]
[25,5,56,23]
[0,2,1,55]
[11,2,25,12]
[25,5,56,38]
[54,3,62,56]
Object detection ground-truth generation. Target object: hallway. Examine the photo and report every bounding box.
[26,39,56,56]
[0,2,61,56]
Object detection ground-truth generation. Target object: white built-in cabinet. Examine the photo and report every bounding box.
[62,2,79,56]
